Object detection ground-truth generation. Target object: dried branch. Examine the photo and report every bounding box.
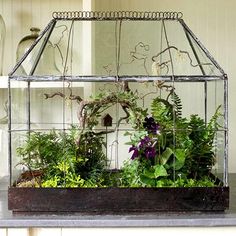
[152,60,170,75]
[44,92,83,102]
[103,63,114,76]
[117,106,130,127]
[152,45,211,68]
[44,92,65,99]
[119,41,150,75]
[49,24,68,70]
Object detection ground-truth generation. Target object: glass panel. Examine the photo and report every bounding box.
[162,21,203,76]
[9,80,27,185]
[29,81,84,131]
[10,80,28,131]
[207,79,225,125]
[206,79,225,182]
[10,78,226,187]
[174,81,205,119]
[10,131,27,185]
[13,25,53,76]
[11,19,224,77]
[213,130,225,181]
[0,88,8,177]
[172,79,224,183]
[119,20,169,76]
[33,20,81,76]
[93,21,118,76]
[184,29,222,76]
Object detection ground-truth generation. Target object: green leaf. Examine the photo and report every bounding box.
[159,134,167,150]
[124,131,133,136]
[125,141,133,146]
[156,180,165,187]
[143,169,155,179]
[173,149,186,170]
[140,174,156,186]
[160,147,173,165]
[154,165,168,178]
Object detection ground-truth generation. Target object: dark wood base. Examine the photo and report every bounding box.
[8,186,229,213]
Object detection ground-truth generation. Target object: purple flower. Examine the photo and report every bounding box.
[129,134,158,160]
[143,117,160,135]
[139,136,151,148]
[138,136,157,159]
[129,146,139,159]
[144,146,156,159]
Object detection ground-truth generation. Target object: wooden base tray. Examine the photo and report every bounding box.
[8,186,229,213]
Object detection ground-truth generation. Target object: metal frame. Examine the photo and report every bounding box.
[9,75,225,82]
[52,11,183,20]
[8,11,229,186]
[9,19,56,77]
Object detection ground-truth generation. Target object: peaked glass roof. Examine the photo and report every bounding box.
[10,11,225,79]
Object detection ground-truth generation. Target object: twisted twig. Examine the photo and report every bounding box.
[152,46,211,68]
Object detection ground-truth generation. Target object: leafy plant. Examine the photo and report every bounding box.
[184,106,222,179]
[120,159,143,187]
[123,88,222,187]
[79,90,148,131]
[17,126,107,187]
[16,86,221,189]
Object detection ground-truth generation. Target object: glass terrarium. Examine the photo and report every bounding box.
[8,11,229,212]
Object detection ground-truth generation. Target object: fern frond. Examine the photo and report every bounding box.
[151,97,172,123]
[171,92,182,119]
[207,105,223,139]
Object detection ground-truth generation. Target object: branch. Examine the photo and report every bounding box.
[44,92,83,102]
[152,46,211,68]
[44,92,65,99]
[117,106,130,127]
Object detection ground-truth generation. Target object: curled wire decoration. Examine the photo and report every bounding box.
[52,11,183,20]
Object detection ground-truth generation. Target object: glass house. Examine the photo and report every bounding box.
[8,11,229,212]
